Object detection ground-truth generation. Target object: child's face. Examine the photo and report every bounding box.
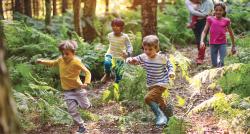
[62,49,74,61]
[112,25,123,36]
[214,6,225,18]
[143,45,157,58]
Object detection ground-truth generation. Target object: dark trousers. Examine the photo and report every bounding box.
[193,18,207,60]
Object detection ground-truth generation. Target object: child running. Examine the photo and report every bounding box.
[101,18,133,83]
[127,35,175,126]
[37,40,91,133]
[200,2,236,67]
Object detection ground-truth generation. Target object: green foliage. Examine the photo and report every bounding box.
[226,34,250,64]
[227,1,250,34]
[158,3,193,45]
[164,116,189,134]
[218,64,250,98]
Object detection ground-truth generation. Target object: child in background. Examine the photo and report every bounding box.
[101,18,133,83]
[127,35,175,126]
[200,2,236,67]
[37,40,91,133]
[187,0,201,29]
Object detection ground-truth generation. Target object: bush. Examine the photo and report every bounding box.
[218,64,250,98]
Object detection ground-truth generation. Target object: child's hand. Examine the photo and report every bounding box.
[231,45,237,55]
[127,58,139,65]
[122,51,128,59]
[169,73,175,79]
[81,84,88,89]
[200,42,206,49]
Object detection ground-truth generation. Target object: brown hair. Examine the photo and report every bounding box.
[111,18,125,27]
[214,2,227,17]
[142,35,160,52]
[58,40,78,53]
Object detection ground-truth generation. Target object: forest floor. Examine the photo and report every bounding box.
[27,45,229,134]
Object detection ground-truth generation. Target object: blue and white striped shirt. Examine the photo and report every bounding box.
[134,53,174,88]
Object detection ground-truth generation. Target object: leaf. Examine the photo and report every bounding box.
[176,95,185,107]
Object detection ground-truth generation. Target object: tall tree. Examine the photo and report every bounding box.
[82,0,97,42]
[14,0,24,14]
[24,0,32,17]
[45,0,52,33]
[0,0,4,19]
[0,19,22,134]
[105,0,109,13]
[53,0,57,16]
[62,0,68,13]
[33,0,39,17]
[141,0,157,38]
[73,0,82,36]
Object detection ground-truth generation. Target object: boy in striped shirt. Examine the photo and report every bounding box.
[101,18,133,83]
[127,35,175,126]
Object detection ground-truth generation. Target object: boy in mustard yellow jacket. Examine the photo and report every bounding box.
[37,40,91,133]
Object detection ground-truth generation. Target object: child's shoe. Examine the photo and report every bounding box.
[76,125,86,134]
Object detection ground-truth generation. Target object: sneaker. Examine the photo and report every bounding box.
[76,125,86,134]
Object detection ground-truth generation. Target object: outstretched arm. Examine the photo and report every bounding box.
[37,59,59,67]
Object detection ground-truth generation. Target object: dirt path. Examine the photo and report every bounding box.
[28,45,229,134]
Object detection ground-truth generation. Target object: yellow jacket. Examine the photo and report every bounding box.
[41,56,91,90]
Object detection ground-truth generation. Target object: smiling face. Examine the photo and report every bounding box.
[112,25,123,36]
[143,45,157,58]
[214,5,225,18]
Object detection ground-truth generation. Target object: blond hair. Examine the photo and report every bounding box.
[142,35,160,51]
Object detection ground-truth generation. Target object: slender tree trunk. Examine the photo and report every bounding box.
[53,0,57,16]
[62,0,68,13]
[105,0,109,13]
[73,0,82,36]
[82,0,97,43]
[33,0,39,17]
[0,0,4,19]
[45,0,51,33]
[0,19,22,134]
[141,0,157,38]
[24,0,32,17]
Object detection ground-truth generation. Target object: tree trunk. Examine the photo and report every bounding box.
[73,0,82,36]
[105,0,109,13]
[53,0,57,16]
[62,0,68,13]
[82,0,97,43]
[45,0,52,33]
[14,0,24,15]
[141,0,157,38]
[0,19,22,134]
[24,0,32,17]
[0,0,4,19]
[33,0,39,17]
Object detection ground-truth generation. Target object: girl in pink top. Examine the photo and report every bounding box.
[200,2,236,67]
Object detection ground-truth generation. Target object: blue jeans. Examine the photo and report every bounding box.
[104,54,124,83]
[210,44,227,67]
